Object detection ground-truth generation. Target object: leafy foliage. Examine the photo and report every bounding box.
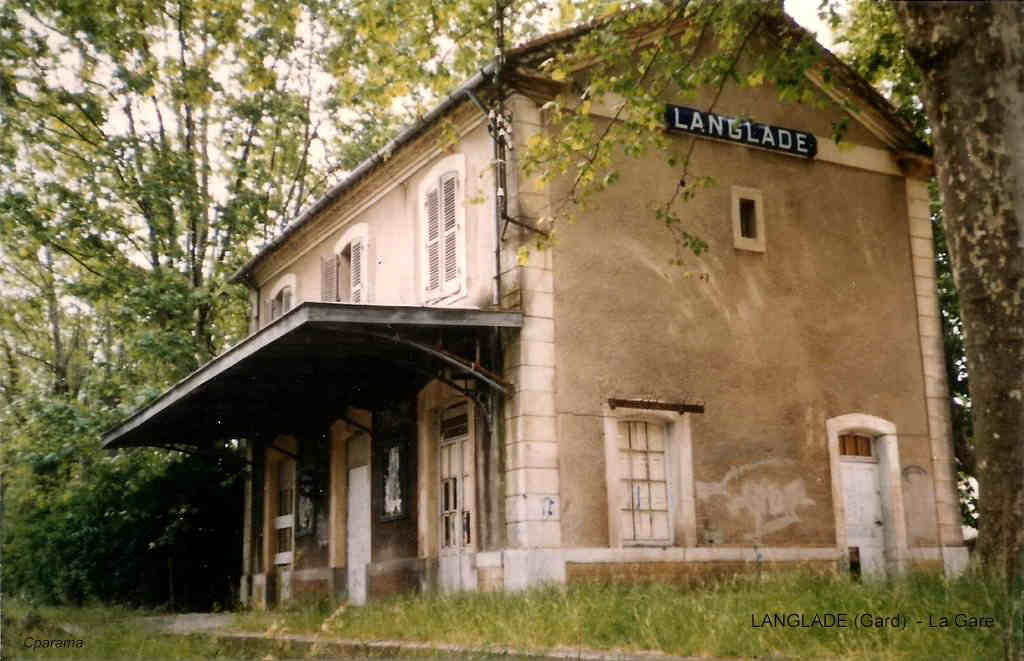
[2,391,245,608]
[0,0,338,608]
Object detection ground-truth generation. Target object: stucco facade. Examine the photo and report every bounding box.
[102,16,968,608]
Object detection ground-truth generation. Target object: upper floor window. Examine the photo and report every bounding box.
[420,154,466,302]
[266,274,296,324]
[731,185,765,253]
[322,223,369,303]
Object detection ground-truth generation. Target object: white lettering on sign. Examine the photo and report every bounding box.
[708,113,725,136]
[664,105,816,158]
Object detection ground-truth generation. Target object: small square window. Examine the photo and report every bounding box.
[731,186,765,252]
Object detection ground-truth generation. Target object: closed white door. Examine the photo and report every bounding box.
[841,459,886,576]
[347,465,371,605]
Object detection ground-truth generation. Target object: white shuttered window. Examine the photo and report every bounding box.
[321,225,369,303]
[423,170,462,299]
[349,239,363,303]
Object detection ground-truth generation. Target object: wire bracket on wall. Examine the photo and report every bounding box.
[501,214,550,241]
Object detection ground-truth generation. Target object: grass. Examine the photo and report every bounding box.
[236,568,1017,660]
[2,600,255,660]
[2,569,1018,659]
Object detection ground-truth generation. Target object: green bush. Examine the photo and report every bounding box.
[2,394,244,610]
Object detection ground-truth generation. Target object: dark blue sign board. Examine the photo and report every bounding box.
[664,104,817,159]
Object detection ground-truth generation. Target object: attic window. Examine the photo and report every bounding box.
[731,186,765,253]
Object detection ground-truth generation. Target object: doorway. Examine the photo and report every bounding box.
[438,403,477,592]
[827,414,909,578]
[840,433,885,576]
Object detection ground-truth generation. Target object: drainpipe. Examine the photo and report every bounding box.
[491,0,508,550]
[491,0,507,309]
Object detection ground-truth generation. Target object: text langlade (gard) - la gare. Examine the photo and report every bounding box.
[665,104,818,158]
[751,612,996,629]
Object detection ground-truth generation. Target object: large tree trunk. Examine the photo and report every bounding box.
[891,2,1024,587]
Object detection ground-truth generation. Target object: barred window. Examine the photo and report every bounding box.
[274,458,295,565]
[839,433,874,458]
[617,421,670,543]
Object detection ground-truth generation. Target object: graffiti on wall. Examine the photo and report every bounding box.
[696,458,816,543]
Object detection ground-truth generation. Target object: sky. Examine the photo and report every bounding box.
[785,0,837,50]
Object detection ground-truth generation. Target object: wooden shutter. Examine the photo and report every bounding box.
[425,187,441,295]
[270,295,281,321]
[350,239,363,303]
[321,254,338,302]
[441,173,459,294]
[281,287,292,312]
[264,300,272,327]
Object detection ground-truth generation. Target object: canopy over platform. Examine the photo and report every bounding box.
[103,303,521,449]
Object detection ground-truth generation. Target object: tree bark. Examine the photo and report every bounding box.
[891,2,1024,587]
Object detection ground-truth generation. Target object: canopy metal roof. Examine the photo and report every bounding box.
[103,303,521,449]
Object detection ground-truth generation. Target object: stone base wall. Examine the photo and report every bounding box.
[478,567,504,592]
[291,567,334,602]
[566,560,836,587]
[249,544,969,608]
[368,558,421,600]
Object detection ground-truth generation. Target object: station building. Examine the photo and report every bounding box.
[104,11,967,607]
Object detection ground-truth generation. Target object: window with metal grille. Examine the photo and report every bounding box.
[274,458,295,565]
[617,420,670,543]
[276,527,292,553]
[278,460,294,516]
[839,433,874,458]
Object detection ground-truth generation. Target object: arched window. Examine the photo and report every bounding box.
[322,223,369,303]
[266,274,296,325]
[419,154,466,302]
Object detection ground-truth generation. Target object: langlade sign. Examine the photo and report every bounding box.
[664,104,817,158]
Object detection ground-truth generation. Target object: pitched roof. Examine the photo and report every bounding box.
[231,9,926,285]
